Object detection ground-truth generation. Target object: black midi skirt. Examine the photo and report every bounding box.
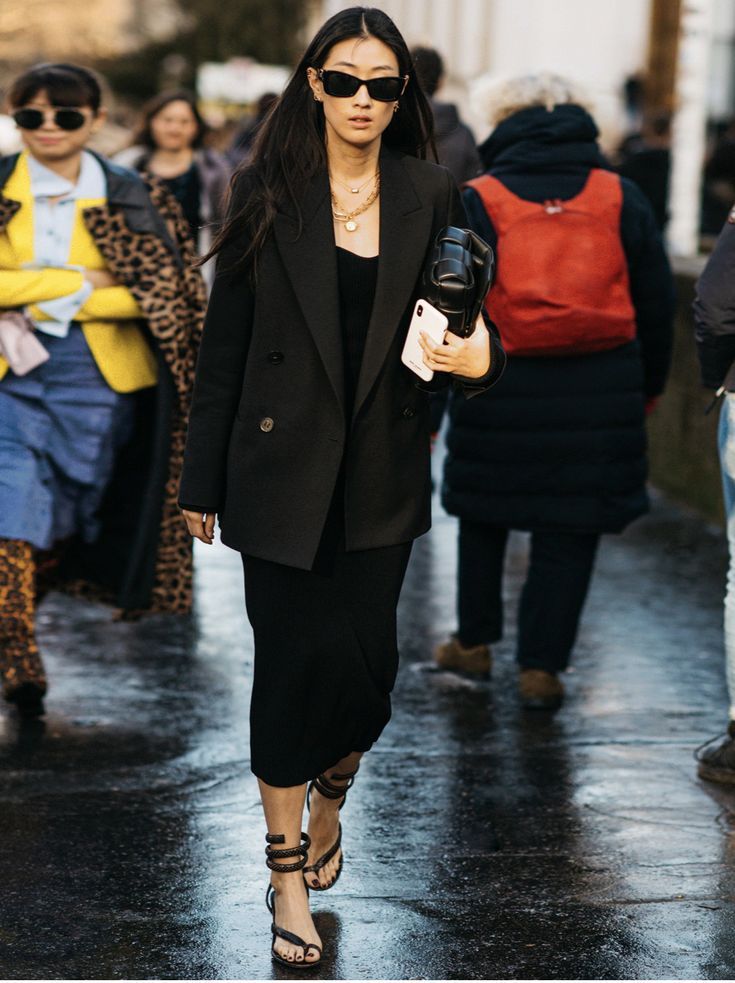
[242,535,412,788]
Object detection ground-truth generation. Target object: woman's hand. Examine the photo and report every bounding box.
[84,269,119,290]
[419,315,491,379]
[182,509,216,544]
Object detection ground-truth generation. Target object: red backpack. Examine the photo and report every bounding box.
[466,169,637,356]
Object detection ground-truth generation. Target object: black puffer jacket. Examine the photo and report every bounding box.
[441,105,674,534]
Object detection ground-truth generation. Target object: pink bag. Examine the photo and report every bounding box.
[0,311,49,375]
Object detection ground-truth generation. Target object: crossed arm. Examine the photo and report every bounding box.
[0,267,143,320]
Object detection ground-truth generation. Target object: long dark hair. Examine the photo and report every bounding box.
[207,6,434,276]
[134,90,208,151]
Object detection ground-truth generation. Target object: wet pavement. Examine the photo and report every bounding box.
[1,488,735,980]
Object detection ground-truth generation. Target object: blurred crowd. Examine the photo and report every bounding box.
[3,55,734,251]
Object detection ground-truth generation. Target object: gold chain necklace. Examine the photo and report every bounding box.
[331,170,378,195]
[330,172,380,232]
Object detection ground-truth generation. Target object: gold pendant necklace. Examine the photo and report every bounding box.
[330,172,380,232]
[331,170,378,195]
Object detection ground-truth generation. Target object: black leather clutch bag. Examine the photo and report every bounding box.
[423,226,495,337]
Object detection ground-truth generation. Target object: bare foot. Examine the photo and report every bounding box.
[269,873,322,965]
[304,783,345,890]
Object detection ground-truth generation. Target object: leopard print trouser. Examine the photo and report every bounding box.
[0,539,47,697]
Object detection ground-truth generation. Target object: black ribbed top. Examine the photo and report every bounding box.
[336,247,378,417]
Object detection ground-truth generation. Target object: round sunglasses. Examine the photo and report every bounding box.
[317,69,408,102]
[12,107,88,131]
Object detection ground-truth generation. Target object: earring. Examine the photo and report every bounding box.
[314,94,321,103]
[393,102,399,114]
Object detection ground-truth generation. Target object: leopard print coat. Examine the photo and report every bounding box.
[0,158,207,616]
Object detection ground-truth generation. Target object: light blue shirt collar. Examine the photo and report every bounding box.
[27,150,106,202]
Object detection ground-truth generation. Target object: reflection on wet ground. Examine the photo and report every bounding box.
[0,491,733,979]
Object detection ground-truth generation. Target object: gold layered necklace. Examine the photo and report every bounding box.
[331,170,377,195]
[330,171,380,232]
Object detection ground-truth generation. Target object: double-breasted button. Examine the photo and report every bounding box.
[402,406,416,419]
[259,417,275,432]
[267,351,284,364]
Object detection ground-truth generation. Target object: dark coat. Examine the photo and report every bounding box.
[441,106,674,535]
[693,211,735,389]
[178,147,505,569]
[0,151,206,613]
[113,146,231,227]
[617,146,671,231]
[431,100,482,185]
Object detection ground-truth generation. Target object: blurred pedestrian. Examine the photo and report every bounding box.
[115,90,230,254]
[701,119,735,237]
[435,73,674,709]
[616,112,671,231]
[411,45,481,184]
[179,6,502,968]
[693,205,735,783]
[227,91,278,168]
[0,63,206,717]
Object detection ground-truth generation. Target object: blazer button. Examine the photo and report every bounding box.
[402,406,416,419]
[267,351,284,364]
[260,417,275,432]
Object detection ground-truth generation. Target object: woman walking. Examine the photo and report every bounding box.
[179,7,504,967]
[115,90,230,254]
[0,63,206,716]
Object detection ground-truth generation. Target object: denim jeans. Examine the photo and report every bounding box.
[718,395,735,720]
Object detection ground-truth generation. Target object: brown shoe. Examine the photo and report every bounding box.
[696,722,735,785]
[434,636,491,676]
[519,668,564,709]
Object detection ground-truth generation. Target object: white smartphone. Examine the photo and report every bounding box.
[401,299,448,381]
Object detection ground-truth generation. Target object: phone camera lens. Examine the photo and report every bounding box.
[417,304,423,316]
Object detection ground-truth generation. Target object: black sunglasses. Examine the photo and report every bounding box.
[317,69,408,102]
[12,108,88,131]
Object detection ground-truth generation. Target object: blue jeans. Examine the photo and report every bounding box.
[718,395,735,720]
[0,325,135,550]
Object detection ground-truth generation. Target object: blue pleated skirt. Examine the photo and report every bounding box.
[0,325,136,550]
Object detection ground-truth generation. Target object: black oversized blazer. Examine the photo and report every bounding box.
[179,146,505,569]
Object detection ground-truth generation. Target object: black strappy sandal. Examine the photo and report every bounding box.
[303,766,359,892]
[265,832,322,969]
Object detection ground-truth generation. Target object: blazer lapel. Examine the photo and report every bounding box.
[352,149,433,419]
[274,171,344,412]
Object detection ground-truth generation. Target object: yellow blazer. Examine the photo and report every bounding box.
[0,153,157,392]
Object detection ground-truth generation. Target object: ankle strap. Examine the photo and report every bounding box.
[265,832,311,873]
[312,765,359,801]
